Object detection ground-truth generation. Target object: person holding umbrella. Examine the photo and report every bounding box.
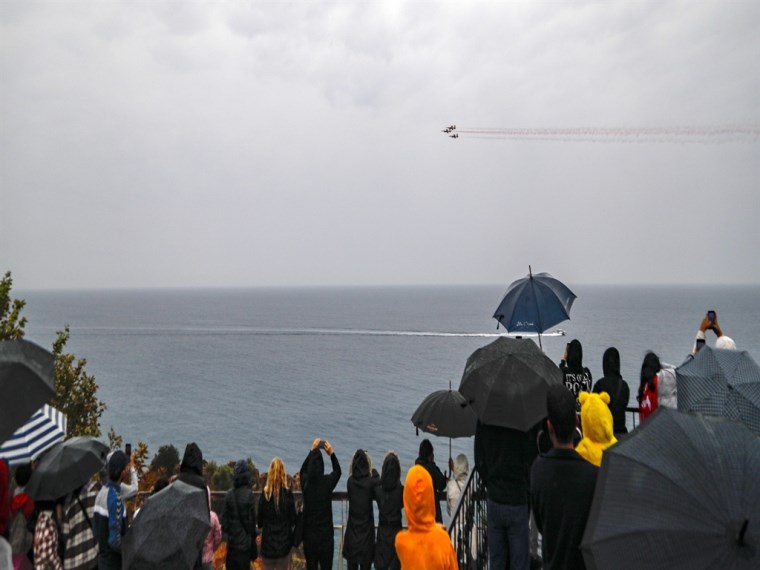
[414,440,446,524]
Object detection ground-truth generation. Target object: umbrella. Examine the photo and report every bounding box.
[581,408,760,570]
[458,337,563,431]
[492,266,576,348]
[412,384,478,459]
[0,404,67,466]
[123,480,210,570]
[0,339,56,444]
[25,436,109,501]
[676,346,760,435]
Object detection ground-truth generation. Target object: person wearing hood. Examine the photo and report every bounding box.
[446,454,468,518]
[299,438,341,570]
[343,449,380,570]
[560,339,593,412]
[592,347,630,435]
[575,392,618,467]
[414,439,447,524]
[374,452,403,570]
[222,459,257,570]
[637,352,661,423]
[177,442,207,491]
[395,465,458,570]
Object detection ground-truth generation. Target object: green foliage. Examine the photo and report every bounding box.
[0,271,27,340]
[51,326,107,438]
[211,463,233,491]
[150,444,180,474]
[107,427,123,450]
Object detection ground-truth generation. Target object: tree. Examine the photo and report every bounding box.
[150,444,180,474]
[50,326,107,437]
[0,271,27,340]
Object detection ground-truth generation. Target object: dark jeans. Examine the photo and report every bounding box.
[305,548,333,570]
[226,547,253,570]
[487,499,530,570]
[346,564,371,570]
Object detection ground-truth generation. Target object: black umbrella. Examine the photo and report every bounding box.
[26,436,109,501]
[0,339,56,444]
[123,480,210,570]
[581,408,760,570]
[492,266,576,348]
[458,337,563,431]
[676,346,760,435]
[412,384,478,459]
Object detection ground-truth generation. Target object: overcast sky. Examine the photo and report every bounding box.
[2,0,758,289]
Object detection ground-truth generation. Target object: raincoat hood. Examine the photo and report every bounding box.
[306,448,325,483]
[350,449,371,479]
[380,452,401,492]
[451,454,469,482]
[567,339,584,369]
[576,391,617,467]
[233,459,251,487]
[180,442,204,476]
[403,465,436,532]
[602,347,621,378]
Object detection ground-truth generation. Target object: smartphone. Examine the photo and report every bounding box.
[695,338,706,352]
[317,441,326,450]
[125,443,132,457]
[707,310,716,323]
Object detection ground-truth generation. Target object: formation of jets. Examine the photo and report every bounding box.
[442,124,456,133]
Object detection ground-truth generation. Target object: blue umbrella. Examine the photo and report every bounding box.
[493,266,576,348]
[0,404,67,466]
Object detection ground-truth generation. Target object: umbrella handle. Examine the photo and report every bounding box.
[737,518,749,546]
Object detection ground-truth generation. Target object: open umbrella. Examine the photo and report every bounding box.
[412,384,478,459]
[0,339,56,444]
[676,346,760,435]
[0,404,67,466]
[581,408,760,570]
[458,337,563,431]
[492,266,576,348]
[123,480,210,570]
[26,436,109,501]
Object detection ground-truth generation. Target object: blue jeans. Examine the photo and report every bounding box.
[487,500,530,570]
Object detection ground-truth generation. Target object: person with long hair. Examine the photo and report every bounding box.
[637,352,661,423]
[343,449,380,570]
[258,458,297,570]
[374,451,403,570]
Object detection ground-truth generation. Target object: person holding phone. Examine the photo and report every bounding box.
[694,310,736,353]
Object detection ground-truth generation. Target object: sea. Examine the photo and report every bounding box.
[17,284,760,484]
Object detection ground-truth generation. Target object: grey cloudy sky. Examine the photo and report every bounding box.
[2,0,758,289]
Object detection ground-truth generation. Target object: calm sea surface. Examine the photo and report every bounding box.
[18,285,760,483]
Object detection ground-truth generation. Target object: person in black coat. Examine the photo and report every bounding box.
[343,449,380,570]
[258,457,297,570]
[592,347,631,435]
[299,438,341,570]
[374,451,403,570]
[176,442,209,570]
[223,460,257,570]
[560,339,593,412]
[414,439,446,523]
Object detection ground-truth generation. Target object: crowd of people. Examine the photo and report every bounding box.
[0,311,739,570]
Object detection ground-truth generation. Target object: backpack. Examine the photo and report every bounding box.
[9,511,33,556]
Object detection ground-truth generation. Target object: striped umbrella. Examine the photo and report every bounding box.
[0,404,67,466]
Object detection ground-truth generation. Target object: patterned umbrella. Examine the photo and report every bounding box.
[581,408,760,570]
[0,405,67,466]
[676,346,760,435]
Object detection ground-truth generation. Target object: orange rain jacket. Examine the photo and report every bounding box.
[395,465,458,570]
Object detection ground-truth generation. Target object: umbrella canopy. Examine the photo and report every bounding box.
[0,404,67,466]
[493,267,576,348]
[458,337,563,431]
[123,480,210,570]
[676,346,760,435]
[581,408,760,570]
[0,339,56,444]
[411,388,478,438]
[25,436,109,501]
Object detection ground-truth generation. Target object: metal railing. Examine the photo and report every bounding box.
[447,468,487,570]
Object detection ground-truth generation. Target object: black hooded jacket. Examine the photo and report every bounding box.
[560,339,592,410]
[223,461,257,555]
[414,455,446,523]
[258,487,296,559]
[343,450,380,565]
[299,448,341,553]
[593,347,630,434]
[177,442,207,491]
[374,452,403,569]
